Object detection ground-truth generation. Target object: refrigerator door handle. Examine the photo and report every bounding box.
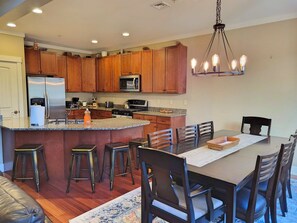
[46,92,50,118]
[44,93,48,118]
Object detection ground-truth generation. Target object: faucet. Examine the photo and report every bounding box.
[65,104,75,124]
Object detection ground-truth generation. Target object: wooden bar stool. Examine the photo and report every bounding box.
[12,144,49,192]
[99,142,134,190]
[66,145,99,193]
[129,138,148,169]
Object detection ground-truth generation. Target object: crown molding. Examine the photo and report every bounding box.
[24,41,93,54]
[0,29,25,37]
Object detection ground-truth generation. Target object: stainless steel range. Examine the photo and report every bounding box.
[112,99,148,118]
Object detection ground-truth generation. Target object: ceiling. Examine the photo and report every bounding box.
[0,0,297,53]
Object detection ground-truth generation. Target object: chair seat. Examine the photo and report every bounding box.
[72,144,96,152]
[246,180,282,197]
[152,185,223,221]
[236,187,267,220]
[15,144,43,152]
[105,142,129,150]
[129,138,148,145]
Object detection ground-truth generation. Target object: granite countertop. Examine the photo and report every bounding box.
[134,110,186,117]
[0,117,149,131]
[67,106,113,111]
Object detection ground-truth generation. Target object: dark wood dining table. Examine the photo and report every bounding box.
[141,129,288,223]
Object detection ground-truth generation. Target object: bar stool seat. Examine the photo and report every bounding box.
[129,138,148,169]
[99,142,134,190]
[12,144,49,192]
[66,144,99,193]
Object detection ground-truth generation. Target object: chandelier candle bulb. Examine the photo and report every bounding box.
[240,55,247,71]
[203,61,209,72]
[231,60,237,70]
[191,58,197,72]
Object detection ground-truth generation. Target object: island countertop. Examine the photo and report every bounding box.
[0,117,150,131]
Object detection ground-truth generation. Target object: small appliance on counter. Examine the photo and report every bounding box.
[105,101,114,108]
[71,97,80,108]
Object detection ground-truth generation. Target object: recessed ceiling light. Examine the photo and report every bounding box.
[32,8,43,14]
[91,40,98,44]
[122,32,130,37]
[7,23,16,28]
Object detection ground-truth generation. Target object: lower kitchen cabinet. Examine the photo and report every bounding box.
[68,110,85,119]
[90,110,112,119]
[133,113,185,142]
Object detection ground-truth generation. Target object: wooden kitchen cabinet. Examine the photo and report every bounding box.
[133,113,185,142]
[152,43,187,94]
[165,43,187,93]
[91,110,112,119]
[67,109,85,119]
[97,55,121,92]
[57,55,67,83]
[82,58,96,92]
[66,56,82,92]
[121,51,142,75]
[25,48,57,75]
[152,48,166,93]
[141,50,153,93]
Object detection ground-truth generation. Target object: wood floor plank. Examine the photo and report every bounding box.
[4,170,141,223]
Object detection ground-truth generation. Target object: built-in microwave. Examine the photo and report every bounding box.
[119,75,141,92]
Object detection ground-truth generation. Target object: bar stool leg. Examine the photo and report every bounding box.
[99,148,106,182]
[11,152,18,182]
[110,150,116,190]
[87,152,95,193]
[21,155,27,181]
[75,155,82,182]
[66,154,75,193]
[40,149,49,181]
[31,151,40,192]
[127,150,135,185]
[94,150,100,181]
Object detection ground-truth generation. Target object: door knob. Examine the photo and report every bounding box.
[13,110,20,114]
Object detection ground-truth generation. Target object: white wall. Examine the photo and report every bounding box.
[94,18,297,165]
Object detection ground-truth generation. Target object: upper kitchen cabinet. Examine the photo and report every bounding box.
[97,55,121,92]
[25,48,57,75]
[141,50,153,93]
[82,58,96,92]
[152,48,166,93]
[152,43,187,94]
[121,51,142,75]
[57,55,67,79]
[66,56,82,92]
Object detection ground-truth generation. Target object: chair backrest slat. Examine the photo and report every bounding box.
[147,128,173,149]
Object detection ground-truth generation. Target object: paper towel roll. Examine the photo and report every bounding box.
[30,105,45,126]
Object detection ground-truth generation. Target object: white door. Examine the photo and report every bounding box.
[0,61,21,118]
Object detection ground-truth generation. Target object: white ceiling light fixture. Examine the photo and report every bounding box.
[32,8,43,14]
[122,32,130,37]
[91,40,98,44]
[191,0,247,76]
[7,22,16,27]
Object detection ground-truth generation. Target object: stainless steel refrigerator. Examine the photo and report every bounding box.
[27,76,66,119]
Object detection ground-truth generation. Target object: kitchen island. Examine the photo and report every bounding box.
[0,117,149,180]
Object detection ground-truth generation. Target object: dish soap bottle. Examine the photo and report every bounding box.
[84,108,91,125]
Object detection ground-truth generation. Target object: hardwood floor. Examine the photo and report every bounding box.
[4,169,141,223]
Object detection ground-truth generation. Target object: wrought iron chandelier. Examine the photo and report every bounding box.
[191,0,247,76]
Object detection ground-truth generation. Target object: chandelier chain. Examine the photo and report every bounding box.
[216,0,222,24]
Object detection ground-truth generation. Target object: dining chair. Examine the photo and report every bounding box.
[269,141,293,223]
[236,150,279,223]
[139,147,226,223]
[197,121,214,142]
[176,125,199,152]
[287,132,297,199]
[147,128,173,150]
[240,116,272,136]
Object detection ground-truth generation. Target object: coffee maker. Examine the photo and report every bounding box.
[72,97,79,108]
